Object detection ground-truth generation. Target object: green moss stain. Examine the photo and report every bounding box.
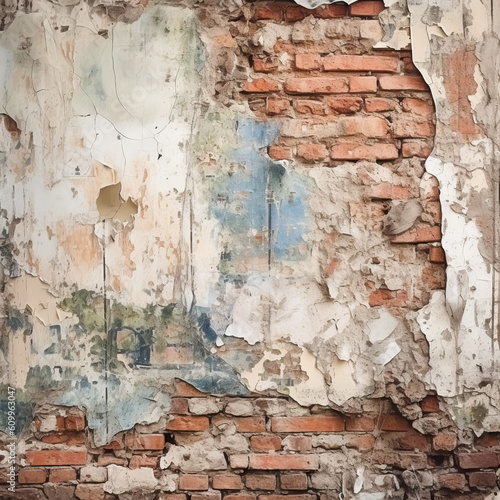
[60,289,105,333]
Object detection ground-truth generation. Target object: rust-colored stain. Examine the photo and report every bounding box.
[58,223,103,268]
[444,48,483,139]
[117,226,136,278]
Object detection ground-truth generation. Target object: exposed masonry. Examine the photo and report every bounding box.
[3,380,500,499]
[1,0,500,498]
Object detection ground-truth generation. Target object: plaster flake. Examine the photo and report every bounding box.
[287,348,329,406]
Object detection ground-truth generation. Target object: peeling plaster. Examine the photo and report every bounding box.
[407,0,500,430]
[1,0,500,442]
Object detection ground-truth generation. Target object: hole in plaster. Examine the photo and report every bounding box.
[96,182,138,222]
[1,114,20,139]
[164,433,175,445]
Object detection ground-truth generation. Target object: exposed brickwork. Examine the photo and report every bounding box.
[17,384,500,498]
[3,2,462,499]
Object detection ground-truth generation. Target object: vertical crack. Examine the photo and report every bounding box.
[102,220,109,440]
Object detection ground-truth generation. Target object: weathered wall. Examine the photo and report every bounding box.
[1,0,500,497]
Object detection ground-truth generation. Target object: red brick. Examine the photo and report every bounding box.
[283,436,312,451]
[269,146,293,160]
[171,398,190,414]
[285,78,348,94]
[379,76,428,91]
[345,417,375,431]
[125,433,165,450]
[266,98,290,115]
[433,434,457,452]
[243,79,280,93]
[97,455,127,466]
[380,415,411,431]
[349,76,377,93]
[350,1,385,16]
[402,98,434,116]
[235,417,266,433]
[325,97,363,114]
[403,56,419,74]
[280,474,307,490]
[75,484,105,500]
[250,455,318,471]
[297,143,328,162]
[225,496,257,500]
[330,143,398,161]
[468,471,497,489]
[254,59,279,73]
[191,494,221,500]
[41,433,85,445]
[213,475,242,490]
[18,469,47,484]
[324,55,398,72]
[246,474,276,490]
[397,435,430,451]
[476,433,500,448]
[313,4,348,18]
[420,395,440,412]
[56,416,66,431]
[255,5,283,20]
[179,475,209,490]
[340,116,388,137]
[393,117,436,138]
[25,450,87,466]
[295,54,322,71]
[429,247,446,263]
[456,452,500,469]
[65,415,85,431]
[402,140,433,158]
[438,473,466,491]
[103,440,123,450]
[368,289,393,306]
[272,416,344,433]
[251,435,282,452]
[295,100,325,115]
[129,455,158,469]
[160,495,188,500]
[166,416,209,431]
[49,468,77,482]
[365,98,398,112]
[261,495,314,500]
[175,380,207,397]
[284,5,310,21]
[368,182,413,200]
[422,264,446,289]
[345,434,376,451]
[391,226,442,243]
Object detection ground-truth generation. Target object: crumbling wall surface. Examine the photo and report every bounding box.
[407,0,500,432]
[1,0,500,497]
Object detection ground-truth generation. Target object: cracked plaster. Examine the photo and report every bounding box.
[0,0,499,443]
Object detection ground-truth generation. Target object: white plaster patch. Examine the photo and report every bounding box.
[367,310,400,343]
[103,465,158,495]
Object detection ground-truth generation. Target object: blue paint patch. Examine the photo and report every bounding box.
[209,116,310,275]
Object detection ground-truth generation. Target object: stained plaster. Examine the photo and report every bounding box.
[0,0,499,444]
[297,0,500,432]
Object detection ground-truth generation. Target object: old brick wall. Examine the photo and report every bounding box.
[5,0,497,498]
[4,380,500,499]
